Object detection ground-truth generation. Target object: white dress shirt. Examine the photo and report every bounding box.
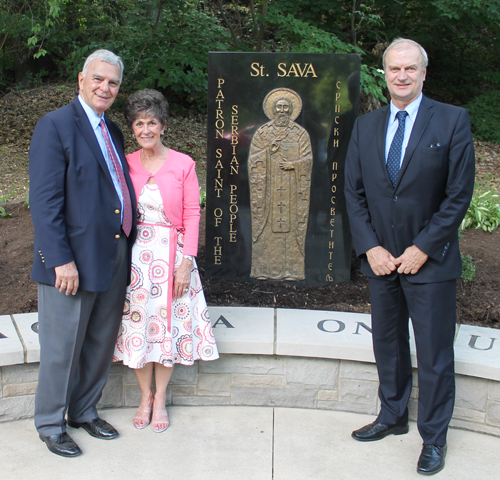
[385,93,423,166]
[78,95,124,218]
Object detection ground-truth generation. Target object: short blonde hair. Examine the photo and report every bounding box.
[383,38,428,70]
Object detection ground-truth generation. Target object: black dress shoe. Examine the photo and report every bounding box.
[352,420,409,441]
[417,444,447,476]
[39,432,82,457]
[67,417,119,440]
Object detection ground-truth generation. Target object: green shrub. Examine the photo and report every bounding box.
[460,253,476,282]
[461,190,500,232]
[465,90,500,143]
[0,206,12,219]
[199,189,207,209]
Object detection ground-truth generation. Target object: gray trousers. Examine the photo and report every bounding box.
[35,235,128,436]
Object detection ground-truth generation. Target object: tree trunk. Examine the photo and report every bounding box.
[255,0,269,52]
[13,36,32,86]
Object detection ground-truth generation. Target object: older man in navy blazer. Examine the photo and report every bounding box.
[29,49,136,457]
[345,38,475,475]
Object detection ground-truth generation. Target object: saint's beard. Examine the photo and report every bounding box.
[274,113,290,127]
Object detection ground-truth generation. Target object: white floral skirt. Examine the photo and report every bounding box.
[114,184,218,368]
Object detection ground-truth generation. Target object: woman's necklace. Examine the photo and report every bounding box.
[141,149,166,175]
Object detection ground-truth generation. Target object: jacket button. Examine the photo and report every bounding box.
[115,209,120,214]
[115,234,120,239]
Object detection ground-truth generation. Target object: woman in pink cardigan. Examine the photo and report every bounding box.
[114,89,218,433]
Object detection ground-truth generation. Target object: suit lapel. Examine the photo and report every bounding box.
[395,96,434,189]
[72,99,115,186]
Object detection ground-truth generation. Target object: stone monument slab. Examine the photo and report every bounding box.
[0,315,24,366]
[209,306,274,354]
[455,324,500,381]
[276,308,375,362]
[277,308,418,366]
[205,52,360,286]
[11,312,40,363]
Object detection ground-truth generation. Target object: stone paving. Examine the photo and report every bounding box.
[1,406,499,479]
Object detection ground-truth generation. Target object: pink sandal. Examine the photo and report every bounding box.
[151,403,169,433]
[133,393,153,429]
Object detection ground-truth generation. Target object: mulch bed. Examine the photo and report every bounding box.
[1,204,498,329]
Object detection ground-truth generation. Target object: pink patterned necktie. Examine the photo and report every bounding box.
[99,119,132,236]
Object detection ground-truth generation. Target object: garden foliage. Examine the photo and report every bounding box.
[0,0,499,131]
[461,190,500,233]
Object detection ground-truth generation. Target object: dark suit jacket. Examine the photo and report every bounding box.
[345,95,475,283]
[29,98,137,292]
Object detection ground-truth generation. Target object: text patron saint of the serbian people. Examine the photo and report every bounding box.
[248,88,313,281]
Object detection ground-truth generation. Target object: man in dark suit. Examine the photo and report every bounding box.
[345,38,475,475]
[29,49,137,457]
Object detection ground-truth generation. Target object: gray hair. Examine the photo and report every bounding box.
[124,89,169,130]
[383,38,428,70]
[82,49,124,82]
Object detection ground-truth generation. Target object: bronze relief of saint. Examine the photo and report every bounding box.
[248,88,313,281]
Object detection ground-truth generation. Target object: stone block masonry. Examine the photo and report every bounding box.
[1,307,500,437]
[1,354,500,437]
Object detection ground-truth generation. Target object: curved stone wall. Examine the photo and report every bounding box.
[1,308,499,436]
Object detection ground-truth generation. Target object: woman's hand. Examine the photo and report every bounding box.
[173,257,193,299]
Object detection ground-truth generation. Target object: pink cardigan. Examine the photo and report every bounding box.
[127,149,201,256]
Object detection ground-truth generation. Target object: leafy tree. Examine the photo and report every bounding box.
[0,0,67,84]
[212,0,387,103]
[1,0,499,132]
[117,0,231,107]
[368,0,500,104]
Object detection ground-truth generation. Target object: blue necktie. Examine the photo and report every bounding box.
[387,110,408,187]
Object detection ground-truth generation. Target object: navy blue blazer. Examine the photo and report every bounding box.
[345,95,475,283]
[29,98,137,292]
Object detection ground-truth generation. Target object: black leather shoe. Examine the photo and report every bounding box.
[39,432,82,457]
[67,417,119,440]
[352,420,409,441]
[417,444,447,475]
